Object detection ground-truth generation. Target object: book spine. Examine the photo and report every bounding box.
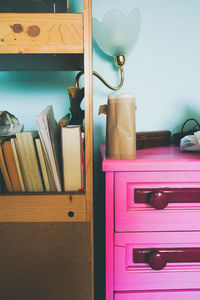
[2,141,22,192]
[16,133,33,192]
[10,138,26,192]
[35,138,51,192]
[0,143,13,192]
[27,133,44,192]
[79,133,85,192]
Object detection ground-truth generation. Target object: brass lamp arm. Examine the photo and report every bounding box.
[74,54,126,91]
[74,66,124,91]
[93,65,124,91]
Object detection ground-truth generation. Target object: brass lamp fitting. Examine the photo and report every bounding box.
[75,54,126,91]
[114,54,126,67]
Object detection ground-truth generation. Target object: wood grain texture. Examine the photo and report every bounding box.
[84,0,93,222]
[0,193,86,222]
[0,13,83,53]
[136,130,171,150]
[0,222,91,300]
[83,1,94,300]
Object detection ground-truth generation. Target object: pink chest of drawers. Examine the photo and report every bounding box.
[101,145,200,300]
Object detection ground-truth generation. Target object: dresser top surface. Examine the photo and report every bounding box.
[100,144,200,172]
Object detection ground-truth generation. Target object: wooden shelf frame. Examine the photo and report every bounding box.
[0,13,83,54]
[0,2,94,299]
[0,0,93,224]
[0,193,86,222]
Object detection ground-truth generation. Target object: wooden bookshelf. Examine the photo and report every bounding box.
[0,193,86,222]
[0,4,93,224]
[0,13,83,54]
[0,0,93,299]
[0,12,84,70]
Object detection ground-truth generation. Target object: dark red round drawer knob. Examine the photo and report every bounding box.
[150,191,168,209]
[148,251,167,270]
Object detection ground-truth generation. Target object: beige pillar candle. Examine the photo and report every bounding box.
[104,93,137,159]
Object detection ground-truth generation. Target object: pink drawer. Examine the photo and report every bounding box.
[115,291,200,300]
[114,231,200,291]
[115,171,200,232]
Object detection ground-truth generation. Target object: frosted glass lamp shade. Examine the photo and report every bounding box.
[93,8,141,57]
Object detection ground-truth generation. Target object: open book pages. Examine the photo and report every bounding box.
[35,105,62,192]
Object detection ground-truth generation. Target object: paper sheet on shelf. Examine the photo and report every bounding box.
[35,105,62,192]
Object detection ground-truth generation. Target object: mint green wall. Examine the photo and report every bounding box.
[93,1,200,299]
[0,72,76,130]
[93,0,200,148]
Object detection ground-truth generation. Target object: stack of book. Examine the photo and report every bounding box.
[0,105,84,193]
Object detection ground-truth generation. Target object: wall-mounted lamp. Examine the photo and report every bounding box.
[75,8,141,90]
[64,8,141,128]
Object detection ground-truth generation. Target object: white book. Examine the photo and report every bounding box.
[62,125,82,191]
[35,105,62,192]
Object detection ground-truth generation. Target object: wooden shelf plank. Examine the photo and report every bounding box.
[0,13,83,54]
[84,0,93,223]
[0,193,86,222]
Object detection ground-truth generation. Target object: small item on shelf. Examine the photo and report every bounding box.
[173,118,200,146]
[59,87,85,131]
[99,93,136,159]
[136,130,171,150]
[58,113,71,128]
[0,111,23,137]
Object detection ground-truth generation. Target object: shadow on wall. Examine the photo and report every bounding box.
[93,124,106,300]
[0,71,76,89]
[171,106,200,138]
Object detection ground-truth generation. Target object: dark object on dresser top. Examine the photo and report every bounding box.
[136,130,171,150]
